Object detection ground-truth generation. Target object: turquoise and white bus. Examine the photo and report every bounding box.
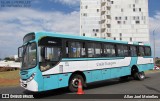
[18,32,154,92]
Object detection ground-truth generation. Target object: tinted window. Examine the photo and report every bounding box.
[130,46,137,56]
[145,47,151,56]
[104,44,116,57]
[87,43,102,58]
[95,43,102,57]
[117,45,128,57]
[69,42,85,58]
[23,33,35,44]
[88,43,95,58]
[124,45,129,56]
[138,46,145,56]
[39,46,61,72]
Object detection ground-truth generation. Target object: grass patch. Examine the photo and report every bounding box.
[0,70,20,88]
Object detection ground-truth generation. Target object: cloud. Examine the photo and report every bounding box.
[0,8,80,58]
[53,0,80,6]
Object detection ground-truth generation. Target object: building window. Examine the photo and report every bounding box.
[130,37,132,41]
[107,33,111,37]
[95,33,97,36]
[85,6,88,9]
[117,21,121,24]
[133,8,135,12]
[97,9,99,12]
[111,1,114,4]
[121,9,123,12]
[120,33,122,37]
[123,21,126,24]
[115,17,118,20]
[139,8,141,12]
[133,4,135,7]
[133,16,136,20]
[83,13,87,16]
[125,16,127,20]
[93,29,95,32]
[83,33,85,36]
[96,29,99,32]
[114,37,116,40]
[119,17,121,20]
[120,37,122,40]
[135,21,140,24]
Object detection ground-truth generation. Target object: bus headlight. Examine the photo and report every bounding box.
[26,73,36,83]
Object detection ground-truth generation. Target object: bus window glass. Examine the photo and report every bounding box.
[130,46,137,56]
[40,47,60,71]
[139,46,145,56]
[95,43,101,57]
[145,47,151,56]
[104,44,116,57]
[69,42,83,58]
[88,43,94,57]
[123,45,129,56]
[117,45,124,57]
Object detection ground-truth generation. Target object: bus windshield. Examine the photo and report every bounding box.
[22,42,37,69]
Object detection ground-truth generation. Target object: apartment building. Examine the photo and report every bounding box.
[80,0,149,42]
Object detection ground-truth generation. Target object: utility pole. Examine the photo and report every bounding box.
[153,29,156,66]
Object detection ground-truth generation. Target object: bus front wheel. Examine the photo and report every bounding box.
[69,74,84,92]
[134,71,145,81]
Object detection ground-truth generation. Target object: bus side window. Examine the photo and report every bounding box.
[81,43,86,57]
[94,43,101,57]
[87,43,94,58]
[117,45,124,57]
[145,47,151,56]
[69,42,83,58]
[138,46,145,56]
[130,46,137,56]
[104,44,116,57]
[66,42,69,57]
[123,45,129,56]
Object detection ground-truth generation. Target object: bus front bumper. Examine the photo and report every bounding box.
[20,79,38,92]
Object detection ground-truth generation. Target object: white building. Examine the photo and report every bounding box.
[80,0,149,42]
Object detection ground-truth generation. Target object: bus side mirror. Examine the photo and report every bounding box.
[18,46,23,58]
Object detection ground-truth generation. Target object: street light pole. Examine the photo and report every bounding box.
[153,29,156,66]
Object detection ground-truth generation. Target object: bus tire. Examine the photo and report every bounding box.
[134,71,145,81]
[69,74,84,92]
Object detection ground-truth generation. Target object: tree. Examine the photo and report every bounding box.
[156,60,160,65]
[4,57,15,61]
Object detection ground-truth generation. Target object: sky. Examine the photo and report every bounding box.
[0,0,159,59]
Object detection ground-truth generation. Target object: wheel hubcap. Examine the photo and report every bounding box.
[72,78,79,88]
[140,73,144,78]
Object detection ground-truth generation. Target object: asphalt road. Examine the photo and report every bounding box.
[0,72,160,100]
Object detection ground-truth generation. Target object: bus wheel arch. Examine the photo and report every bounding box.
[68,71,86,92]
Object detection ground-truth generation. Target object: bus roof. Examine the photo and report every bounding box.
[32,31,150,46]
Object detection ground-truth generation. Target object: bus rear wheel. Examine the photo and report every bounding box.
[134,71,145,81]
[69,74,84,92]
